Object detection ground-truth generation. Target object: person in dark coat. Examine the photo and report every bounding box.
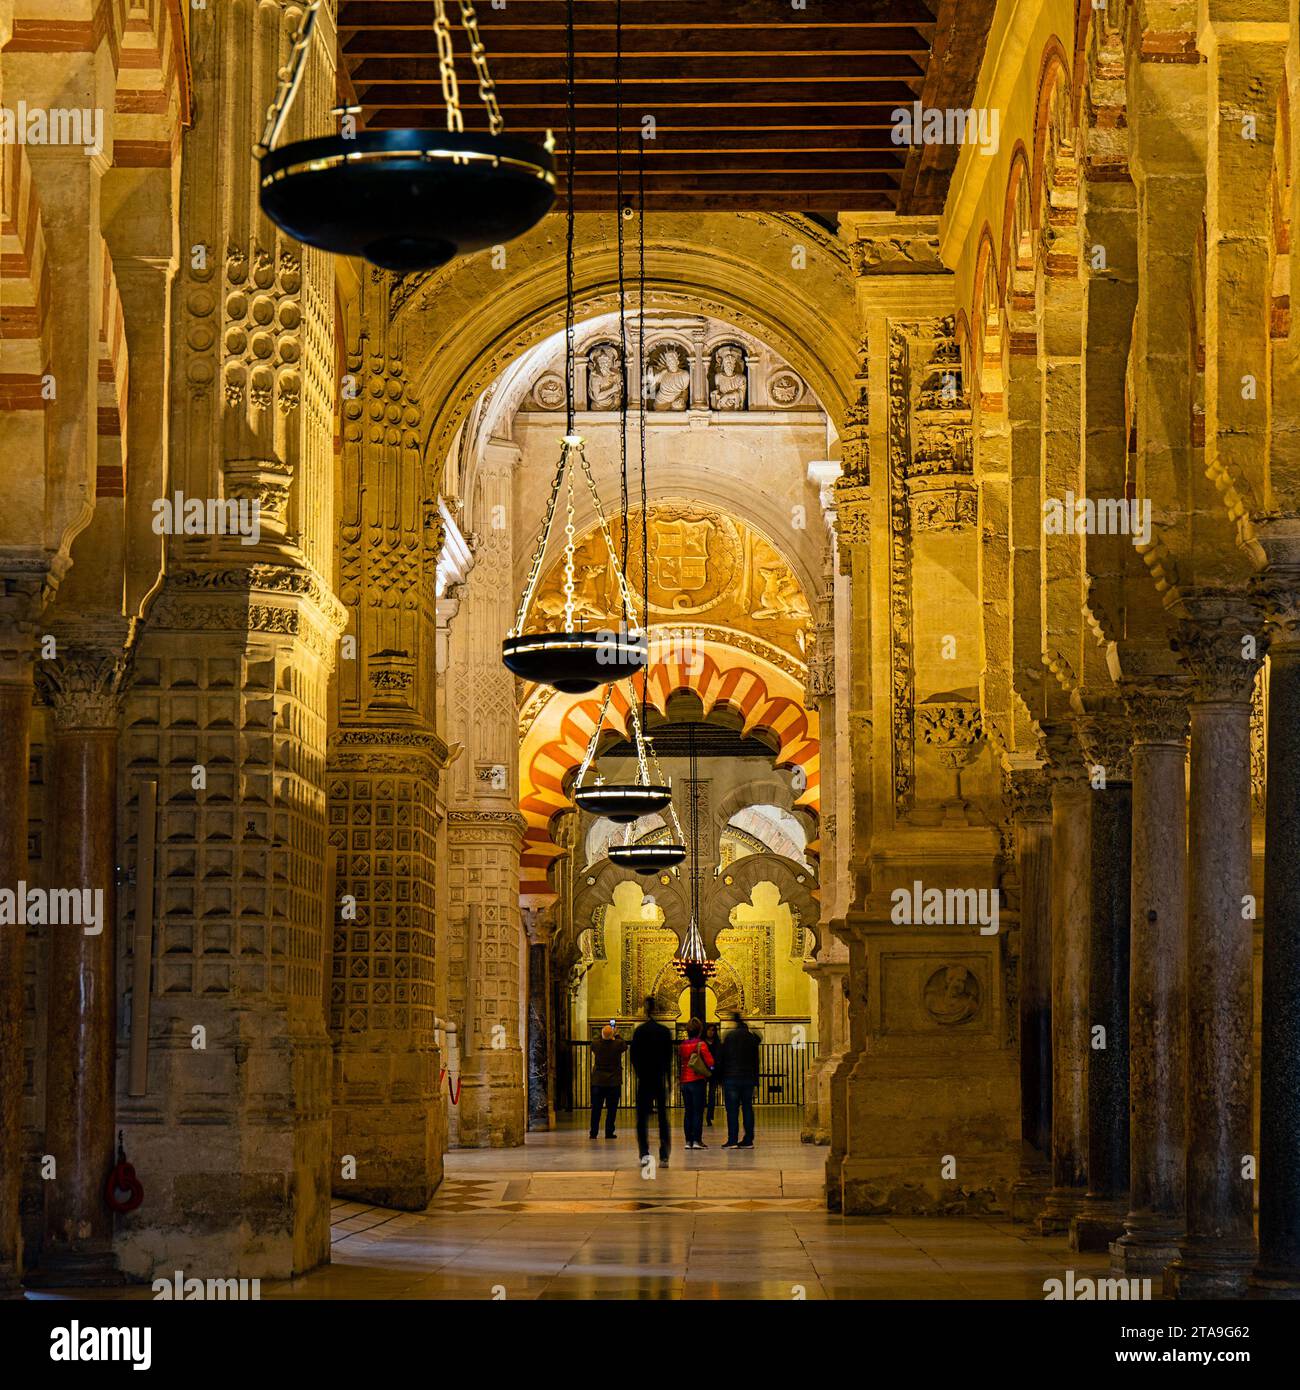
[629,996,673,1166]
[703,1021,722,1126]
[718,1013,762,1148]
[589,1024,627,1138]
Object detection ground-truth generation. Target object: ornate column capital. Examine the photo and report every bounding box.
[1074,708,1133,784]
[0,553,63,683]
[1119,679,1191,746]
[1007,765,1053,822]
[35,639,130,733]
[1041,721,1090,792]
[1170,594,1268,704]
[1251,568,1300,654]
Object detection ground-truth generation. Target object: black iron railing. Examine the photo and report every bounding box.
[562,1038,818,1112]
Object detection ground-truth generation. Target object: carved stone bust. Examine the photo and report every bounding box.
[647,344,691,410]
[587,343,624,410]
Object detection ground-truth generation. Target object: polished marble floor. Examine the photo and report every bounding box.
[290,1107,1112,1300]
[29,1109,1114,1300]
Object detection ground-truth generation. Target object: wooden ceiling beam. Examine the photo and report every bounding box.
[337,0,939,30]
[353,80,922,106]
[348,57,925,85]
[360,105,917,130]
[340,26,932,58]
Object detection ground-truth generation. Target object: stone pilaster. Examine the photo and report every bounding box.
[31,637,128,1284]
[1070,714,1132,1252]
[1037,727,1091,1234]
[1113,683,1189,1275]
[1166,601,1266,1297]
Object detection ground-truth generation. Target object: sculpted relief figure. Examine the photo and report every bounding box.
[647,344,691,410]
[587,343,624,410]
[709,344,747,410]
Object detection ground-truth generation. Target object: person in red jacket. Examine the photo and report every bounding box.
[679,1017,715,1150]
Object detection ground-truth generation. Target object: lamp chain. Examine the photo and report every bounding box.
[457,0,504,135]
[432,0,465,134]
[563,470,577,631]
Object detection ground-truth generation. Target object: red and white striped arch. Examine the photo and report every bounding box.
[518,639,820,905]
[4,0,191,167]
[0,141,49,414]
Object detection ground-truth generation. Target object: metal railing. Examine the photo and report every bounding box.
[562,1038,818,1112]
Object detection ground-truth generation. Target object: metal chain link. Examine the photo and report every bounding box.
[254,0,324,157]
[574,685,614,790]
[509,437,574,638]
[563,470,577,631]
[457,0,504,135]
[575,445,644,638]
[433,0,465,133]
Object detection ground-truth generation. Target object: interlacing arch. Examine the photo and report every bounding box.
[518,643,820,902]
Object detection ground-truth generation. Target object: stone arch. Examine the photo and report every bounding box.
[518,642,820,901]
[704,851,819,957]
[572,857,690,948]
[391,213,858,490]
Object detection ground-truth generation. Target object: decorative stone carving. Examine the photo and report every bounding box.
[1172,616,1268,703]
[1008,765,1053,821]
[768,369,805,407]
[923,965,982,1025]
[531,372,566,410]
[1121,683,1191,745]
[1075,710,1134,783]
[708,343,747,410]
[849,233,945,276]
[34,643,129,732]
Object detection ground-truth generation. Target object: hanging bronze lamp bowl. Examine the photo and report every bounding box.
[609,843,687,873]
[573,783,673,823]
[259,129,557,273]
[502,629,648,695]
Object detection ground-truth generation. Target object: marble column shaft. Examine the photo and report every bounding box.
[1072,774,1131,1251]
[1168,626,1261,1298]
[1253,634,1300,1295]
[0,671,34,1294]
[42,723,118,1274]
[1038,765,1091,1233]
[1114,693,1188,1275]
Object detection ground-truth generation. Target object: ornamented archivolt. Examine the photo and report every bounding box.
[528,501,811,665]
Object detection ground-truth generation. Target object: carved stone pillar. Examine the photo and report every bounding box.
[1070,713,1132,1252]
[0,563,49,1295]
[1166,605,1266,1298]
[443,440,527,1145]
[1008,765,1053,1221]
[31,640,128,1283]
[1113,683,1189,1275]
[1038,729,1091,1234]
[114,0,343,1280]
[329,324,447,1207]
[801,541,844,1145]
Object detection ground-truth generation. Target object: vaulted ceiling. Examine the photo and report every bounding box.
[337,0,998,215]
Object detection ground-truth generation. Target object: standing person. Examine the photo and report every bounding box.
[719,1013,762,1149]
[679,1017,715,1150]
[703,1021,722,1127]
[630,997,673,1167]
[589,1024,627,1139]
